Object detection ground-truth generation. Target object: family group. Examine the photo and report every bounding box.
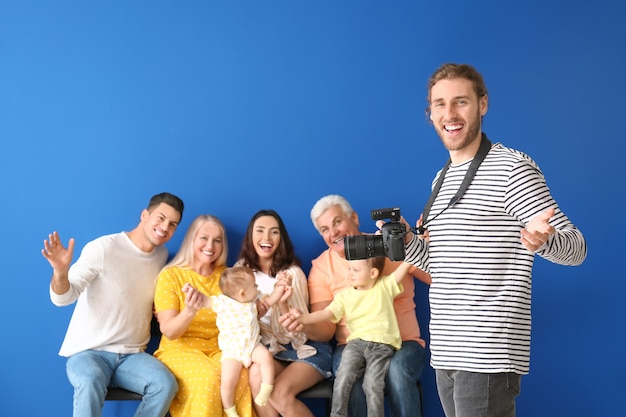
[42,63,586,417]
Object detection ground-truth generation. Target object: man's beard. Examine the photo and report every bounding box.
[436,112,482,152]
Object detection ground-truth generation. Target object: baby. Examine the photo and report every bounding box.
[183,266,291,417]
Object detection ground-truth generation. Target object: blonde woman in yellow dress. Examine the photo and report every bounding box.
[153,215,256,417]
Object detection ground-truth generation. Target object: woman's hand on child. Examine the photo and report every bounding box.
[256,298,270,317]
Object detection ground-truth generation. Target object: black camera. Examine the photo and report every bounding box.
[344,207,406,261]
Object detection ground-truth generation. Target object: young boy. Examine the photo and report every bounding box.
[293,257,411,417]
[183,266,291,417]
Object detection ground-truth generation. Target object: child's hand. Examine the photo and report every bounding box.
[279,285,292,303]
[279,308,304,333]
[276,270,292,287]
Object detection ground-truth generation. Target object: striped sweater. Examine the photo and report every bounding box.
[405,141,586,374]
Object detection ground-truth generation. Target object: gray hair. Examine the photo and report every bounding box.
[310,195,354,231]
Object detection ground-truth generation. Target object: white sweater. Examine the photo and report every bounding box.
[405,142,587,374]
[50,232,167,357]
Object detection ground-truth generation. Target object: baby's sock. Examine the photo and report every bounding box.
[224,405,239,417]
[254,383,274,406]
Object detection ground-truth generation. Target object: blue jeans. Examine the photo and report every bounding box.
[273,340,333,379]
[66,350,177,417]
[436,369,521,417]
[331,339,394,417]
[333,340,426,417]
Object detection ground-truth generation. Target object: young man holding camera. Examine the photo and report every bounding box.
[285,194,430,417]
[403,63,587,417]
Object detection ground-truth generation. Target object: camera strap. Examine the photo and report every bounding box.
[419,133,492,232]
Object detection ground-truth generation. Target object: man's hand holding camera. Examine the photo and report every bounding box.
[345,207,407,261]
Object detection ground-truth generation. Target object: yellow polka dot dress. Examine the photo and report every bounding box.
[154,265,256,417]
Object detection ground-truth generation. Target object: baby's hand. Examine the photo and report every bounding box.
[276,271,292,287]
[279,286,292,303]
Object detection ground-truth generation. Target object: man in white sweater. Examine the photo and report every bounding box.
[42,192,184,417]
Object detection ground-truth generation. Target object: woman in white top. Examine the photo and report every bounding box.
[236,209,332,417]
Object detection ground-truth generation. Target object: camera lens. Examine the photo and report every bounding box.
[344,235,386,260]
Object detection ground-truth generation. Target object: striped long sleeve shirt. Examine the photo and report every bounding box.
[405,140,587,374]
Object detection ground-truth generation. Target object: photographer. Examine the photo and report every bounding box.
[403,63,587,417]
[281,194,430,417]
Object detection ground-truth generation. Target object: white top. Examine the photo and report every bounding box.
[50,232,168,357]
[254,270,275,326]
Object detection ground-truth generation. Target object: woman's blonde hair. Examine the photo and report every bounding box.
[164,214,228,270]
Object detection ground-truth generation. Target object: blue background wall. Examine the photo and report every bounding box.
[1,1,623,416]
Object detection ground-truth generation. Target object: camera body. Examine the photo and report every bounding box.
[344,207,406,261]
